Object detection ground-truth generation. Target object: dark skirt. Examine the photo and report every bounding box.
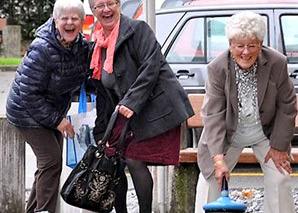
[106,114,181,166]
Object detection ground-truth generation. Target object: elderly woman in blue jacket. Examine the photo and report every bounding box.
[6,0,89,212]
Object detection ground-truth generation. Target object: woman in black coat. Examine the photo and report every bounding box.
[6,0,89,212]
[88,0,194,212]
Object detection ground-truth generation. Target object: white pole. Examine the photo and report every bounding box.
[143,1,166,212]
[142,0,156,33]
[157,166,166,213]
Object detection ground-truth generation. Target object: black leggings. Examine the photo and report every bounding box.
[114,157,153,213]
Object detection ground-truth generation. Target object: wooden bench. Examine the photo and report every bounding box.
[179,94,298,164]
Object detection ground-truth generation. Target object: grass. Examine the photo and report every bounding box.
[0,57,22,66]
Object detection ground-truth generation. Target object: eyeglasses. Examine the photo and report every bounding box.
[93,1,119,11]
[233,43,261,52]
[59,16,81,23]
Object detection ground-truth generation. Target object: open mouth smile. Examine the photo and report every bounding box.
[102,14,113,21]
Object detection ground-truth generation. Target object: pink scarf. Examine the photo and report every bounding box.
[90,20,120,80]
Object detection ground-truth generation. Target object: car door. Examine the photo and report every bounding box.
[159,9,273,94]
[274,9,298,91]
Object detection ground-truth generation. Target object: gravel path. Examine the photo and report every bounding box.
[115,188,298,213]
[26,187,298,212]
[230,188,298,213]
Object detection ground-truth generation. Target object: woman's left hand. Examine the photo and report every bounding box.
[265,147,292,174]
[57,118,75,139]
[117,105,134,118]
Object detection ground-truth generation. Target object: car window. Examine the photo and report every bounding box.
[281,15,298,63]
[166,15,269,64]
[156,12,185,46]
[121,0,141,18]
[166,17,204,63]
[206,17,229,62]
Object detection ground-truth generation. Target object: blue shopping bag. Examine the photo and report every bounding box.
[66,83,96,168]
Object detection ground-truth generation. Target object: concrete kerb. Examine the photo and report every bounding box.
[0,65,17,72]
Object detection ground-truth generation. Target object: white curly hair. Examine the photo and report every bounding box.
[53,0,85,20]
[226,11,266,41]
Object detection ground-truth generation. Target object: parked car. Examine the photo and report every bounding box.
[156,0,298,94]
[154,0,298,146]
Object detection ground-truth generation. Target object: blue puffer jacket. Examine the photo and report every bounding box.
[6,18,90,129]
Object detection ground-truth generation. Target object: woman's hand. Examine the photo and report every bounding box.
[57,118,75,139]
[117,105,134,118]
[213,155,230,190]
[265,147,292,174]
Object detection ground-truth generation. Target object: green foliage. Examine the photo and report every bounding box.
[0,57,22,66]
[0,0,56,39]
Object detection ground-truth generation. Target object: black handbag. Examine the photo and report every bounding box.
[60,110,129,212]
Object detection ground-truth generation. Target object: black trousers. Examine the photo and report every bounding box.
[17,126,63,213]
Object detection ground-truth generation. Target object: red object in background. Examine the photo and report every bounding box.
[83,1,143,41]
[133,4,143,20]
[0,18,7,44]
[83,15,94,41]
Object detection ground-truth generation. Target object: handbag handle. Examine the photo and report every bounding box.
[99,108,130,156]
[114,117,130,156]
[101,109,119,143]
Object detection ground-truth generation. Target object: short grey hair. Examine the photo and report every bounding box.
[53,0,86,20]
[88,0,121,9]
[226,11,266,41]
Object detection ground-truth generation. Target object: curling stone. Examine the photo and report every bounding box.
[203,176,247,213]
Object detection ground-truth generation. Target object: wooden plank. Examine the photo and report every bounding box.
[186,94,204,128]
[179,148,198,163]
[179,147,298,164]
[237,148,258,163]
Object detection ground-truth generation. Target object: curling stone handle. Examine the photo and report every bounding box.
[222,176,228,191]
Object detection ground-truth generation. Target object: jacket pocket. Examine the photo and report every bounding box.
[143,89,173,122]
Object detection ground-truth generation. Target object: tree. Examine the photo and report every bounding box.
[0,0,56,40]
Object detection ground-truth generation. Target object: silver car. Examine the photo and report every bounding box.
[156,0,298,94]
[155,0,298,145]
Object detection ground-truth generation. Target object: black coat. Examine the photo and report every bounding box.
[6,18,90,128]
[92,15,194,141]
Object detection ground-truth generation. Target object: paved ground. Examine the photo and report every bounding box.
[0,71,15,117]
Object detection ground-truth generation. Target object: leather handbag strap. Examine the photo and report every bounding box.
[101,109,119,143]
[114,118,130,156]
[99,108,130,156]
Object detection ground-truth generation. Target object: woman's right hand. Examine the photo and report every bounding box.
[117,105,134,118]
[213,155,230,190]
[57,118,75,139]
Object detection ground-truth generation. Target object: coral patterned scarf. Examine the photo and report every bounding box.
[90,20,120,80]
